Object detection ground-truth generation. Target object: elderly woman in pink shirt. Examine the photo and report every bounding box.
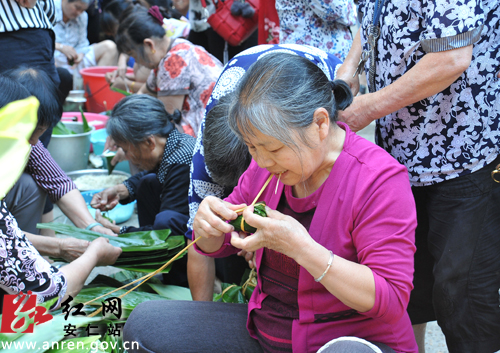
[122,53,418,353]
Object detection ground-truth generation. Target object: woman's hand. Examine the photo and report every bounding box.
[94,210,120,235]
[337,95,375,132]
[92,221,119,236]
[237,249,255,269]
[90,187,120,211]
[193,196,246,240]
[58,237,90,262]
[59,45,79,64]
[86,237,122,266]
[230,205,313,260]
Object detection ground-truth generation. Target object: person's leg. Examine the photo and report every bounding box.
[407,186,434,353]
[426,158,500,352]
[4,173,46,234]
[123,300,263,353]
[188,245,216,301]
[317,337,396,353]
[92,40,119,66]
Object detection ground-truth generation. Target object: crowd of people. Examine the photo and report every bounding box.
[0,0,499,352]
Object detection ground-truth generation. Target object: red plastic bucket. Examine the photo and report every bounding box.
[80,66,134,113]
[61,112,108,130]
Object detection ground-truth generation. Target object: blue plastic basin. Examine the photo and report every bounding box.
[81,189,136,224]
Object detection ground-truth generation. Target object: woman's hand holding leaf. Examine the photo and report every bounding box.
[86,237,122,266]
[230,206,313,260]
[58,237,90,262]
[194,196,245,239]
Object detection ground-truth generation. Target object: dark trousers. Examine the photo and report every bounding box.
[408,156,500,352]
[123,301,396,353]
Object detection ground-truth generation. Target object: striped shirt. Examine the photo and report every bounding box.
[26,140,77,203]
[0,0,55,33]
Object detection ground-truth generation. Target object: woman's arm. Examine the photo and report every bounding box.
[59,237,122,303]
[56,189,117,236]
[25,231,90,262]
[338,44,473,132]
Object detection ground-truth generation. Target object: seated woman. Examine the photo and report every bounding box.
[186,44,345,302]
[123,53,418,352]
[2,69,115,237]
[53,0,119,82]
[0,84,122,312]
[101,0,187,94]
[115,4,222,136]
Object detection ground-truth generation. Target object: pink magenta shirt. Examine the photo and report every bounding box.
[195,123,418,353]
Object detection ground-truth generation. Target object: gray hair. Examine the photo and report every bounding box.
[107,95,174,146]
[228,53,352,153]
[204,93,252,188]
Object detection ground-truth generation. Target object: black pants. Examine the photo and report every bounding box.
[123,301,396,353]
[408,156,500,352]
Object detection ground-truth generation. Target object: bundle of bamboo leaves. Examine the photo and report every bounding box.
[37,223,186,273]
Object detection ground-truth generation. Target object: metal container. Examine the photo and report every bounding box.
[63,90,86,112]
[48,122,95,172]
[66,169,131,190]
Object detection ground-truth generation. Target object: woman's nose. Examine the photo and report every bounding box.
[254,151,275,169]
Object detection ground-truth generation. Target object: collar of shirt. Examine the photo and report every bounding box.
[156,129,187,184]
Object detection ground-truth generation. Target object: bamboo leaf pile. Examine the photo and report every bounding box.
[37,223,187,273]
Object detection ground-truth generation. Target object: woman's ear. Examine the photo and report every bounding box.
[143,38,155,53]
[145,135,156,151]
[313,108,330,140]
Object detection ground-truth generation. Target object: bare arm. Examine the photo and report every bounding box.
[25,231,90,262]
[56,189,116,236]
[338,45,473,132]
[59,237,122,303]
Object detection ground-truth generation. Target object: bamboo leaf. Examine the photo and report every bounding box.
[79,107,92,133]
[52,121,77,135]
[109,86,131,96]
[147,283,192,301]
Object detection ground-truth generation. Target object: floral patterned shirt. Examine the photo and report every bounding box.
[358,0,500,186]
[0,200,67,308]
[146,38,223,136]
[185,44,343,239]
[276,0,357,60]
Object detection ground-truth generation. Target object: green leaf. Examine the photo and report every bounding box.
[72,286,167,312]
[79,107,92,133]
[146,284,192,301]
[109,86,131,96]
[37,223,186,273]
[229,202,267,233]
[213,283,248,304]
[52,121,76,135]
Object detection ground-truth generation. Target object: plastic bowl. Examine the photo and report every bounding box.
[81,189,136,224]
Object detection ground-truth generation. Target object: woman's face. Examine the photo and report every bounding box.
[116,140,159,171]
[61,0,89,21]
[243,124,322,187]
